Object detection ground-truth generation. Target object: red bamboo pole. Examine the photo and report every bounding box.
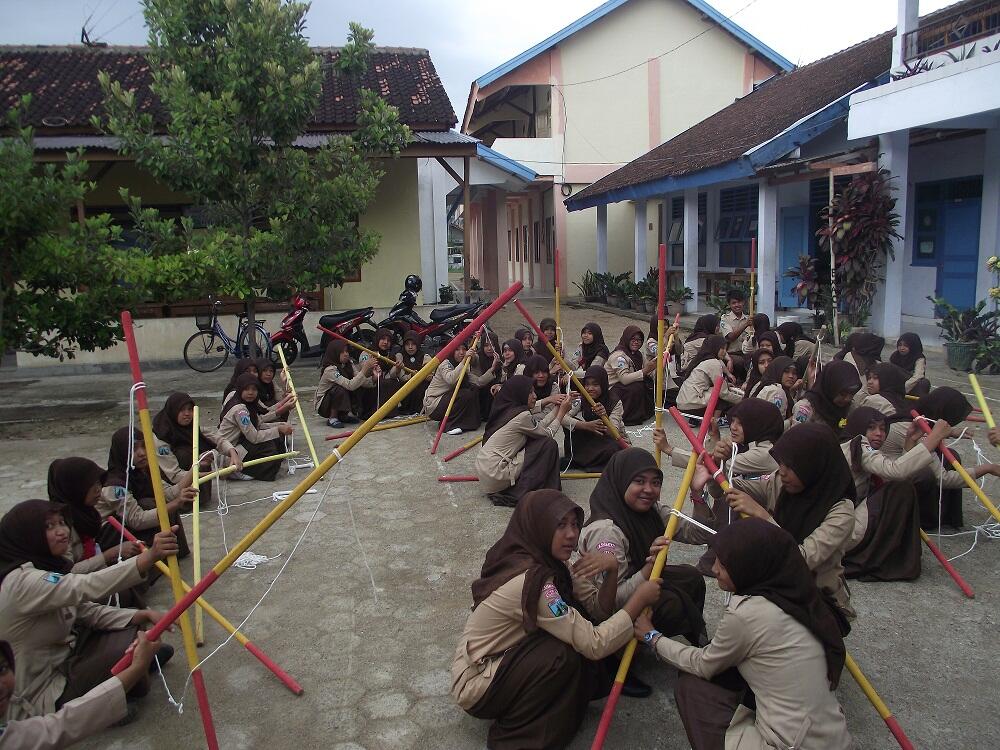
[438,475,480,482]
[111,282,525,676]
[106,517,305,693]
[443,435,483,462]
[121,312,218,750]
[430,332,482,454]
[919,529,975,598]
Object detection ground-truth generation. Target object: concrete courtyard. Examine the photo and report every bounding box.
[1,299,998,750]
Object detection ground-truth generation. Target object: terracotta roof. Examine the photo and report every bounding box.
[569,30,894,206]
[0,45,456,133]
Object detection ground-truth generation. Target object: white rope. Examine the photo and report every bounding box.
[669,508,717,536]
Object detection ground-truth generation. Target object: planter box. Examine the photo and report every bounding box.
[619,298,632,310]
[666,301,686,317]
[606,294,619,307]
[584,295,601,303]
[630,299,645,312]
[945,341,978,371]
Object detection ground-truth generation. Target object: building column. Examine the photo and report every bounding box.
[596,204,608,273]
[417,158,444,303]
[683,188,699,312]
[634,200,647,280]
[873,130,909,337]
[892,0,920,68]
[977,127,1000,302]
[757,181,778,322]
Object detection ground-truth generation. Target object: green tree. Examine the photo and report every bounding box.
[0,98,180,359]
[97,0,411,351]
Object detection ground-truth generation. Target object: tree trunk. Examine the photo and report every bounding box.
[245,294,258,358]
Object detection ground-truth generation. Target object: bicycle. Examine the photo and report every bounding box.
[183,300,275,373]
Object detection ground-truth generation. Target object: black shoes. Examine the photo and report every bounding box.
[621,673,653,698]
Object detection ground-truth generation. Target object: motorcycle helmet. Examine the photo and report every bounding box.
[404,274,423,294]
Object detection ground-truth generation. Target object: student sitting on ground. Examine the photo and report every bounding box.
[890,332,930,396]
[394,331,433,416]
[423,341,481,436]
[676,335,743,421]
[606,325,657,425]
[561,366,627,473]
[637,517,853,750]
[451,489,662,750]
[475,376,571,507]
[571,322,610,380]
[219,374,294,481]
[315,340,376,428]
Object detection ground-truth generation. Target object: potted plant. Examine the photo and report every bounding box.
[604,276,620,307]
[438,283,455,304]
[573,270,603,303]
[784,254,828,333]
[468,276,489,303]
[930,296,999,371]
[665,286,694,317]
[817,168,901,330]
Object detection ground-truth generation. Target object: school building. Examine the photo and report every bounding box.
[461,0,793,296]
[0,44,536,366]
[567,0,1000,339]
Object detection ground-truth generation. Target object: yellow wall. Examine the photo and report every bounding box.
[327,157,421,309]
[84,161,190,205]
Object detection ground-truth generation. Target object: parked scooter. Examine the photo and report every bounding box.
[375,275,484,352]
[316,305,378,353]
[269,293,322,365]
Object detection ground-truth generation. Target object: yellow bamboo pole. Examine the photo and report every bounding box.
[560,472,602,479]
[198,451,297,485]
[430,332,481,454]
[319,326,417,374]
[192,406,204,645]
[277,346,319,468]
[325,416,429,441]
[969,374,996,428]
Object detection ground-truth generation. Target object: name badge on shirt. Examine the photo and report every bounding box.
[45,572,64,584]
[542,582,569,617]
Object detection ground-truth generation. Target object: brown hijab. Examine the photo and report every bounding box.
[802,360,861,431]
[471,489,583,632]
[321,340,354,378]
[686,314,720,344]
[844,406,886,475]
[105,426,154,499]
[916,387,972,426]
[534,318,557,362]
[522,355,553,400]
[223,358,258,400]
[890,332,924,375]
[256,358,278,405]
[46,457,105,541]
[501,338,524,380]
[769,423,857,544]
[727,399,784,448]
[152,392,217,468]
[221,373,268,428]
[682,334,726,379]
[711,518,849,688]
[401,330,426,369]
[869,362,909,415]
[0,500,74,584]
[580,322,610,368]
[581,365,619,421]
[483,375,534,445]
[614,325,645,370]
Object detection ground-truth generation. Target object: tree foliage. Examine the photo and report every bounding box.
[0,98,178,359]
[96,0,412,302]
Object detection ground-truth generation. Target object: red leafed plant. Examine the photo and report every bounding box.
[817,167,901,326]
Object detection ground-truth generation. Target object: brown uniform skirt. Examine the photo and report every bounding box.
[317,384,354,420]
[610,380,654,425]
[674,668,753,750]
[845,481,922,581]
[57,624,149,708]
[398,379,429,416]
[468,631,612,750]
[562,428,623,472]
[489,436,561,507]
[429,384,481,431]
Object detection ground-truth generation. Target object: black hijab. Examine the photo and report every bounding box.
[755,330,782,356]
[749,313,771,341]
[522,355,554,401]
[682,334,726,378]
[581,365,619,421]
[775,321,814,358]
[614,325,645,370]
[580,322,610,368]
[483,375,534,445]
[501,338,525,380]
[221,373,269,427]
[321,340,354,378]
[514,328,534,356]
[749,355,796,415]
[769,423,857,544]
[802,360,861,431]
[105,426,154,499]
[0,500,74,584]
[890,333,924,375]
[916,387,972,426]
[849,333,885,374]
[534,318,557,362]
[727,399,784,448]
[844,406,886,475]
[471,489,583,631]
[46,457,105,540]
[374,327,395,356]
[711,518,849,688]
[401,330,426,369]
[869,362,909,416]
[256,358,278,405]
[223,358,258,399]
[686,314,719,344]
[743,348,773,395]
[153,392,216,469]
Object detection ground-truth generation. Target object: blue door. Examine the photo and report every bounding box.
[780,206,810,308]
[937,199,981,310]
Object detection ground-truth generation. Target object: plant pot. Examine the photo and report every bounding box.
[945,341,978,372]
[630,299,645,312]
[584,295,601,303]
[606,294,619,307]
[666,301,686,317]
[619,298,631,310]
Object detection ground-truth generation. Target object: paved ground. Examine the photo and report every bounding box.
[2,299,999,750]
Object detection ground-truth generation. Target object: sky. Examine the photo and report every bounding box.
[1,0,958,120]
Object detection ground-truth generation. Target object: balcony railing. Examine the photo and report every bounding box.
[902,0,1000,62]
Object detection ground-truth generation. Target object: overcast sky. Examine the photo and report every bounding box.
[1,0,957,119]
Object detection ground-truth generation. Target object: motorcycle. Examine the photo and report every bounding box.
[316,305,378,353]
[269,293,323,365]
[376,284,485,352]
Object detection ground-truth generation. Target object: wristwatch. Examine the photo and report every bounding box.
[642,629,662,646]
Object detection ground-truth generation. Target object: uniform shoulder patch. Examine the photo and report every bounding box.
[595,540,621,556]
[542,582,569,617]
[45,572,64,584]
[157,445,170,456]
[616,356,628,369]
[239,411,251,426]
[113,486,126,499]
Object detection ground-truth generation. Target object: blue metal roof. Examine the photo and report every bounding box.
[476,143,538,183]
[474,0,793,89]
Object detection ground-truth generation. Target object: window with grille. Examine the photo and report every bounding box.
[533,220,541,262]
[668,194,706,267]
[717,185,758,267]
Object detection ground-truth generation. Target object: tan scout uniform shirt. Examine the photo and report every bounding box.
[753,384,794,425]
[881,421,967,489]
[422,359,472,416]
[450,571,633,710]
[66,529,105,575]
[561,400,626,440]
[97,479,182,532]
[904,357,927,393]
[672,441,777,480]
[219,402,282,457]
[0,561,144,720]
[605,349,646,388]
[720,311,751,354]
[0,677,127,750]
[653,595,853,750]
[575,504,714,621]
[468,353,499,389]
[152,428,234,485]
[570,342,607,380]
[840,438,936,548]
[677,359,743,412]
[314,366,373,413]
[711,474,856,618]
[475,410,562,493]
